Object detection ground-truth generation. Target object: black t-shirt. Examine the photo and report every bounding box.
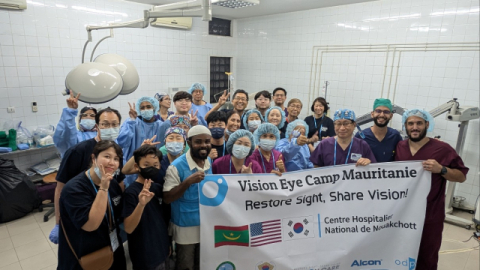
[159,155,172,229]
[123,182,170,269]
[58,172,126,270]
[56,138,125,184]
[212,142,227,158]
[304,115,335,139]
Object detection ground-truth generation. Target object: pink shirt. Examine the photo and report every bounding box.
[212,154,263,174]
[249,148,286,173]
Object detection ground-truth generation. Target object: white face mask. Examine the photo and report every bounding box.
[166,141,184,156]
[259,139,276,151]
[99,127,120,141]
[232,144,250,159]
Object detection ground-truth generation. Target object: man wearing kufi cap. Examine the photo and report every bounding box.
[355,98,403,162]
[117,96,164,186]
[163,125,213,270]
[310,108,376,167]
[395,109,469,270]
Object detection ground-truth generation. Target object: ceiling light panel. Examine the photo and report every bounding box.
[212,0,259,9]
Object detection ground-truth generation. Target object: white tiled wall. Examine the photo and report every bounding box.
[0,0,236,169]
[235,0,480,206]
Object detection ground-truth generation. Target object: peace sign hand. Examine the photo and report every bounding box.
[190,109,199,126]
[141,135,160,147]
[67,90,81,109]
[99,164,113,190]
[241,162,253,174]
[128,102,137,120]
[138,179,155,206]
[218,90,230,106]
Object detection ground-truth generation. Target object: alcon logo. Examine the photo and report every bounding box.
[350,259,382,267]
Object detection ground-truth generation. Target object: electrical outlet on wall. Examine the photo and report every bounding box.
[32,102,38,112]
[7,107,15,113]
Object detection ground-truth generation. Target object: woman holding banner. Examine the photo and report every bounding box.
[276,119,314,172]
[212,129,262,174]
[251,123,286,176]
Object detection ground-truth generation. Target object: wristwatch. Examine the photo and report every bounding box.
[440,166,447,175]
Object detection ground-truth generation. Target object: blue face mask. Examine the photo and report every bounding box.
[209,127,225,139]
[225,129,234,136]
[80,119,96,131]
[166,141,184,156]
[248,120,261,132]
[100,127,120,141]
[141,109,155,120]
[93,160,102,180]
[259,139,276,151]
[232,144,250,159]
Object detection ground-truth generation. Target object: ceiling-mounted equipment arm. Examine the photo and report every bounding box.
[429,98,458,118]
[85,0,211,32]
[356,104,407,126]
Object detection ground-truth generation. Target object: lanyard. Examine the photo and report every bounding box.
[222,141,226,157]
[259,150,276,173]
[334,137,353,165]
[229,157,245,174]
[87,170,115,226]
[314,115,325,138]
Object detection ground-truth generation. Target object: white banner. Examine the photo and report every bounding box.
[199,161,430,270]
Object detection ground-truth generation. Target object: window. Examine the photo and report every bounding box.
[210,57,231,103]
[209,17,231,36]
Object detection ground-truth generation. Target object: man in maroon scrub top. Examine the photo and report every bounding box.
[395,109,469,270]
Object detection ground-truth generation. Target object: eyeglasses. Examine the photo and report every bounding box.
[374,109,391,115]
[334,122,353,127]
[234,97,247,102]
[274,94,285,98]
[81,113,96,118]
[289,104,302,109]
[99,122,119,128]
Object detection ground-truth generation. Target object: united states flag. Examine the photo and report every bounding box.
[249,219,282,247]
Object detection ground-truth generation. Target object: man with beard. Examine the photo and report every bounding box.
[395,109,468,270]
[355,98,403,162]
[163,125,213,270]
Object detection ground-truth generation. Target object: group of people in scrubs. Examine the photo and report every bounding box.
[50,84,468,270]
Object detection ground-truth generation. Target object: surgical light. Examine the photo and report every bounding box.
[212,0,259,9]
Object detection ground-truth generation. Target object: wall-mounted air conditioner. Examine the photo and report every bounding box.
[151,17,192,30]
[0,0,26,10]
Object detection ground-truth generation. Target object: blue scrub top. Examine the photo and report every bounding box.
[355,127,403,163]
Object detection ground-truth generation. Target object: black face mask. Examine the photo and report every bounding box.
[138,166,160,181]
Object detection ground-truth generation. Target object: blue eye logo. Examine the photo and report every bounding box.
[199,176,228,207]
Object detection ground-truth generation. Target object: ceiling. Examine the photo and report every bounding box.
[126,0,377,19]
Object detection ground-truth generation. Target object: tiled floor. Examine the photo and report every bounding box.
[0,209,478,270]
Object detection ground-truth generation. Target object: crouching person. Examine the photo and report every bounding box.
[123,145,170,270]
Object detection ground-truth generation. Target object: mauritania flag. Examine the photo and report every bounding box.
[214,225,249,247]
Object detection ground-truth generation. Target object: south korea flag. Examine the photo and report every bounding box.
[282,215,315,241]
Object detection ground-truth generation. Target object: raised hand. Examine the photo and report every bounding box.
[241,162,253,174]
[138,179,155,206]
[218,90,230,106]
[141,135,160,147]
[66,90,80,109]
[128,102,137,120]
[190,109,199,126]
[99,164,113,190]
[297,135,309,146]
[209,148,218,160]
[276,155,285,173]
[355,158,371,167]
[187,170,205,184]
[309,131,320,144]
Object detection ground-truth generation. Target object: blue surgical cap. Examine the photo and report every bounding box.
[136,96,160,115]
[253,123,280,145]
[243,109,264,128]
[265,106,286,129]
[286,119,309,138]
[402,109,435,132]
[226,129,256,156]
[333,109,356,122]
[188,83,206,95]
